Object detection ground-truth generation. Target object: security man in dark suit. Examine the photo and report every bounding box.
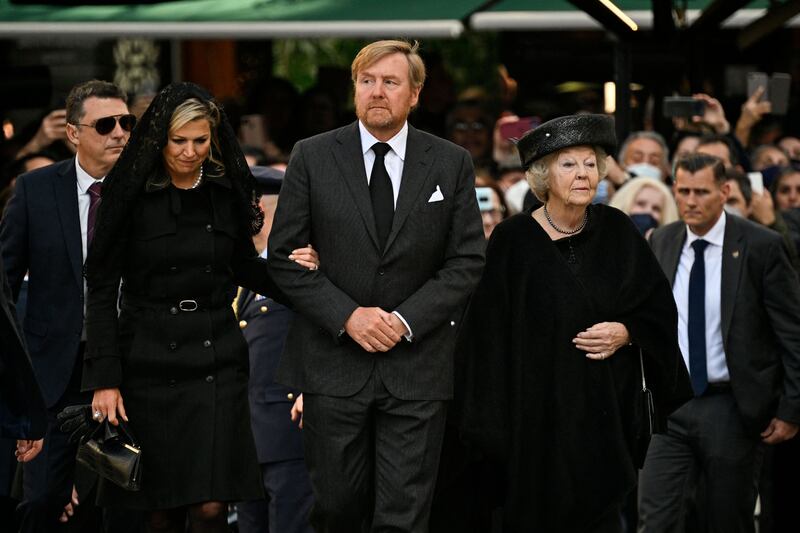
[236,166,313,533]
[1,251,47,525]
[0,80,133,531]
[640,153,800,533]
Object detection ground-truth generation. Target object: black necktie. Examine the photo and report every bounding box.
[370,142,394,250]
[688,239,709,396]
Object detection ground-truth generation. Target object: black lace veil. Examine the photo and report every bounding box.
[86,82,263,278]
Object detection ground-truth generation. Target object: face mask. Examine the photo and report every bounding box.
[627,163,663,180]
[630,213,659,235]
[592,179,610,204]
[724,204,746,218]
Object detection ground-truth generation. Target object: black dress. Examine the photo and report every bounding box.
[83,175,275,509]
[453,204,692,532]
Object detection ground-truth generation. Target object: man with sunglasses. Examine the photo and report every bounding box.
[0,80,134,532]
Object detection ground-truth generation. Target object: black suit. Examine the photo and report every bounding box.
[0,158,93,531]
[0,253,46,442]
[640,214,800,533]
[236,288,313,533]
[267,121,484,532]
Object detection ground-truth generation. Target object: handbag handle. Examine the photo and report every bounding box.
[83,418,140,449]
[639,348,648,392]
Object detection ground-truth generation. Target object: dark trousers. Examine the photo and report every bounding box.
[17,348,92,533]
[302,369,447,533]
[237,458,314,533]
[638,391,762,533]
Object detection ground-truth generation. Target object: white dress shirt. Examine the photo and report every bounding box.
[359,121,407,208]
[357,121,413,340]
[673,212,729,383]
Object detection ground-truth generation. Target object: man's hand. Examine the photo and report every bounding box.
[59,486,80,523]
[750,190,776,226]
[15,439,43,462]
[344,307,402,353]
[736,86,772,147]
[692,94,730,134]
[761,418,798,444]
[383,312,409,339]
[739,86,772,130]
[290,394,304,429]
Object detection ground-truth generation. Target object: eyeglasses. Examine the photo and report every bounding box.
[71,114,137,135]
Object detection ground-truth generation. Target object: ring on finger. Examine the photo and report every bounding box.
[93,410,102,420]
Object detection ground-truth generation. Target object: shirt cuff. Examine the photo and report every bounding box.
[392,311,414,342]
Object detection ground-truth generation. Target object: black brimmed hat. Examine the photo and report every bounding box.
[516,114,617,169]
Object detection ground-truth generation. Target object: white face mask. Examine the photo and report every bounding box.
[626,163,663,180]
[724,204,746,218]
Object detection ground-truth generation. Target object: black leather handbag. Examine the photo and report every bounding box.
[632,348,656,469]
[76,418,142,491]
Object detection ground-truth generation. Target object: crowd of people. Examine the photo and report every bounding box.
[1,38,799,533]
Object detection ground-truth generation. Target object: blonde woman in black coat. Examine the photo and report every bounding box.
[83,83,317,532]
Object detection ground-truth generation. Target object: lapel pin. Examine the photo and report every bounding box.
[732,250,739,258]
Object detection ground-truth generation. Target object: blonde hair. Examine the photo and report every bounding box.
[608,176,679,226]
[525,145,608,202]
[169,98,225,177]
[351,40,426,89]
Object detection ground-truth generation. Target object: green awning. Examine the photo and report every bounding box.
[0,0,488,38]
[470,0,795,31]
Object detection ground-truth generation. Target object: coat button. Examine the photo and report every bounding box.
[170,307,178,315]
[168,379,176,386]
[260,305,268,313]
[205,224,213,232]
[169,342,177,350]
[204,265,212,273]
[205,375,214,383]
[378,270,385,276]
[287,393,295,400]
[169,266,177,272]
[450,320,456,326]
[239,320,247,329]
[203,340,211,348]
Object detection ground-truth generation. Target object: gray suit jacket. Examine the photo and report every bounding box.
[268,121,485,401]
[650,214,800,434]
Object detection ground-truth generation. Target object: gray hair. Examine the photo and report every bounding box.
[618,131,669,170]
[526,145,608,202]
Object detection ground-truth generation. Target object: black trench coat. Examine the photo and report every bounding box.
[83,174,277,509]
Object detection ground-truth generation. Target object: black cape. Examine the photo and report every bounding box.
[452,204,692,532]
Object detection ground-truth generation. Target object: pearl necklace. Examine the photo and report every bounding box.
[543,203,588,235]
[189,166,204,189]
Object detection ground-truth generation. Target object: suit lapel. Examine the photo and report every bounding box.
[332,122,379,250]
[720,215,745,343]
[54,159,83,288]
[384,125,433,252]
[662,223,686,285]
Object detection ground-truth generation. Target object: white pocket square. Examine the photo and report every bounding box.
[428,185,444,203]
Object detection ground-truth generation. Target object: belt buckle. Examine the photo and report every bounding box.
[178,299,198,312]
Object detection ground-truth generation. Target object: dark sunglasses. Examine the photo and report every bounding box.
[72,114,136,135]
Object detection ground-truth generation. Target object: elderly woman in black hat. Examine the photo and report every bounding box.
[452,115,691,532]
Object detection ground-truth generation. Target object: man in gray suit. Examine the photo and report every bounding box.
[640,153,800,533]
[267,40,484,533]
